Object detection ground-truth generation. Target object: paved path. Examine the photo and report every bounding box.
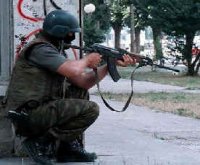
[1,75,199,96]
[89,76,200,94]
[86,95,200,165]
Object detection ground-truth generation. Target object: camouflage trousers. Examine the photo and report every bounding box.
[21,85,99,142]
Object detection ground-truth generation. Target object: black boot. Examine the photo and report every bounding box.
[56,140,97,162]
[22,137,55,165]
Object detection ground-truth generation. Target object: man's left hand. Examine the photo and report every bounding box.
[116,54,136,67]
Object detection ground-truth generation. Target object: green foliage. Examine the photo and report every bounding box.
[150,0,200,36]
[151,0,200,75]
[109,0,129,28]
[83,0,131,48]
[106,0,131,48]
[130,0,200,35]
[129,0,154,27]
[83,18,106,46]
[83,0,111,46]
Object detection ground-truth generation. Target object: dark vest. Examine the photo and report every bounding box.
[6,38,65,110]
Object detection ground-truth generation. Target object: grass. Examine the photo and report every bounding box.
[118,66,200,89]
[96,66,200,118]
[99,92,200,119]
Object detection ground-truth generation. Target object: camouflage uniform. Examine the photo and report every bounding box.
[6,37,99,142]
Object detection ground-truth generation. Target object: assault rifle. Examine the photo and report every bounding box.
[65,43,180,82]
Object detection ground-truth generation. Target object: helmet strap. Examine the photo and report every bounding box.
[59,40,68,57]
[40,31,60,47]
[59,40,64,54]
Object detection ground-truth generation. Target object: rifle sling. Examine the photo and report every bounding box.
[93,67,136,112]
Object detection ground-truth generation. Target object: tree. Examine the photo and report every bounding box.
[150,0,200,75]
[124,2,146,53]
[109,0,129,48]
[130,0,200,75]
[84,0,134,50]
[83,0,111,46]
[130,0,164,60]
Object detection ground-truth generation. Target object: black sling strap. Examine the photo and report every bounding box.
[93,67,137,112]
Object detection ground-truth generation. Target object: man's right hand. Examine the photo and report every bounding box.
[85,53,102,69]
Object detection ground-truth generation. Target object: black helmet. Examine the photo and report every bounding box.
[43,10,81,39]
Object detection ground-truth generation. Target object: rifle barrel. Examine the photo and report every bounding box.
[154,64,180,72]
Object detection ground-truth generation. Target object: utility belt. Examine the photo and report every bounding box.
[7,100,40,137]
[15,100,40,113]
[7,97,54,137]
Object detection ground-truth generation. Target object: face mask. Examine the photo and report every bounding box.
[64,33,75,44]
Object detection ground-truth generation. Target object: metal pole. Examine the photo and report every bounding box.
[79,0,83,58]
[0,0,14,81]
[130,4,136,52]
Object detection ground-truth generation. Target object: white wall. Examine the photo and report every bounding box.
[13,0,81,59]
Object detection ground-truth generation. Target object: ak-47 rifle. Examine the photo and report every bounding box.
[65,43,180,82]
[65,44,180,112]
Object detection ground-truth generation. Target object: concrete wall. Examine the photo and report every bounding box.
[0,0,14,82]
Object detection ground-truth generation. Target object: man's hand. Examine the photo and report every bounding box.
[116,54,136,67]
[85,52,102,69]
